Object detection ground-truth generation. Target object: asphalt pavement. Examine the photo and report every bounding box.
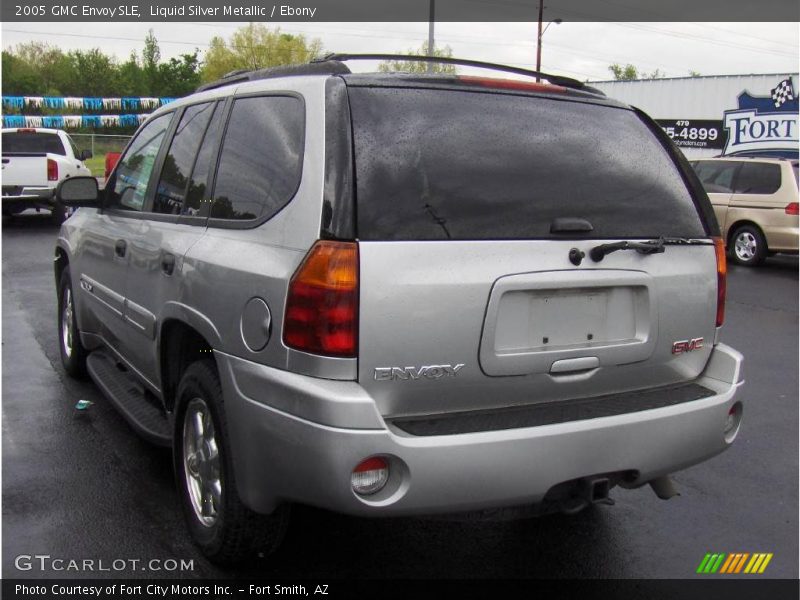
[2,212,798,580]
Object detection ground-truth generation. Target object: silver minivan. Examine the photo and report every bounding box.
[54,56,743,564]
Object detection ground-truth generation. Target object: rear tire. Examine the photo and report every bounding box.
[58,266,88,377]
[51,202,69,225]
[173,359,289,565]
[729,225,767,267]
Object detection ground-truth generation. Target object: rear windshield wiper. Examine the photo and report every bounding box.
[589,237,709,262]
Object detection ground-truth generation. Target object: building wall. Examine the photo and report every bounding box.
[592,74,799,158]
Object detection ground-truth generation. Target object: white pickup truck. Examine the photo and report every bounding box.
[2,128,93,223]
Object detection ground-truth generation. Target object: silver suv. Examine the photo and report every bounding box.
[54,55,744,564]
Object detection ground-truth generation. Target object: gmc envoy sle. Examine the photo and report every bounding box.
[54,55,744,564]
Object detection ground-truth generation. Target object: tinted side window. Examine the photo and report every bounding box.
[693,161,739,193]
[2,132,65,155]
[107,113,172,211]
[185,103,225,216]
[153,102,215,215]
[211,96,304,221]
[734,162,781,194]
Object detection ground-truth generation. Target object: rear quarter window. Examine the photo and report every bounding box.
[348,87,707,241]
[733,162,781,194]
[210,95,304,222]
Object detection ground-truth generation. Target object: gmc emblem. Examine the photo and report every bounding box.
[672,338,704,355]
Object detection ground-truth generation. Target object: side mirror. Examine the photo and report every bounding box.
[56,176,99,207]
[79,149,93,161]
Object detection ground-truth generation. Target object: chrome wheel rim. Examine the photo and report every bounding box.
[61,287,74,358]
[182,398,222,527]
[734,232,757,261]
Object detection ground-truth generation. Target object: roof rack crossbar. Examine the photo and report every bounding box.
[312,53,586,90]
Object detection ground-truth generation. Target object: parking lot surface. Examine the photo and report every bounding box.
[2,214,797,579]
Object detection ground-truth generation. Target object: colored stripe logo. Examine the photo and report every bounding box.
[697,553,773,574]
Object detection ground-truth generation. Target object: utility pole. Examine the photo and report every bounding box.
[536,1,544,78]
[427,0,435,73]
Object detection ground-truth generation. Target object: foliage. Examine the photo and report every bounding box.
[608,63,665,81]
[2,33,201,98]
[200,24,323,82]
[378,42,457,74]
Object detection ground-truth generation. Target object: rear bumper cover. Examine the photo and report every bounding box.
[2,186,56,208]
[218,343,743,515]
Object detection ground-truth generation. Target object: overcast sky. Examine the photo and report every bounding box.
[1,21,798,82]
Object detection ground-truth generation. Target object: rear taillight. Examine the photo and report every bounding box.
[283,240,358,358]
[47,158,58,181]
[785,202,799,215]
[713,237,727,328]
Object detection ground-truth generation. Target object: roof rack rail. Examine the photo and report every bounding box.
[312,53,596,92]
[195,60,351,92]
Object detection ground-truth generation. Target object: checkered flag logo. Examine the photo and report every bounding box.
[771,78,794,108]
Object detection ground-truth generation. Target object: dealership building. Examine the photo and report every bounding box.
[592,73,799,159]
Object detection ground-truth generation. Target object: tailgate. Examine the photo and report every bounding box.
[1,155,49,188]
[346,83,718,418]
[358,241,717,418]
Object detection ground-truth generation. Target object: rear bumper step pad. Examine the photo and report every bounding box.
[390,382,715,436]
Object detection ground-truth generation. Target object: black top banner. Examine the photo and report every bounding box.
[2,0,798,22]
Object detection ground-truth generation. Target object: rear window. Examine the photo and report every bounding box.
[349,87,706,241]
[2,131,66,155]
[692,160,739,194]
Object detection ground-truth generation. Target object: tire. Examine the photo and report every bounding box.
[173,360,289,565]
[58,266,88,377]
[729,225,767,267]
[51,202,69,225]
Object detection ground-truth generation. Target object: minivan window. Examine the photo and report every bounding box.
[107,113,172,212]
[210,95,304,221]
[349,87,707,241]
[153,102,215,215]
[734,162,781,194]
[692,160,739,194]
[2,131,66,155]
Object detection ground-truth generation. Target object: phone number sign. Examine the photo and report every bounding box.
[657,119,726,149]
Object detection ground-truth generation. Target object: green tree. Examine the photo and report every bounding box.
[608,63,666,81]
[378,42,456,73]
[158,52,201,96]
[66,49,118,96]
[688,70,702,77]
[142,29,162,94]
[200,24,323,82]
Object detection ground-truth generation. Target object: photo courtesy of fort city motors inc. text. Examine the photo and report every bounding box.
[0,1,798,599]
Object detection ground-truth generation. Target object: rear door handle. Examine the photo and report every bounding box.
[114,239,127,257]
[161,253,175,275]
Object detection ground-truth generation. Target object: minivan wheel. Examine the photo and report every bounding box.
[58,266,88,377]
[174,360,289,565]
[730,225,767,266]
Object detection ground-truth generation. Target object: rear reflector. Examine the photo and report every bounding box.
[458,75,566,93]
[351,457,389,496]
[47,158,58,182]
[785,202,799,215]
[713,237,727,327]
[283,240,359,358]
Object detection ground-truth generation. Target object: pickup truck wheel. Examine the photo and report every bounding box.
[730,225,767,266]
[58,266,88,377]
[51,202,69,225]
[174,360,289,565]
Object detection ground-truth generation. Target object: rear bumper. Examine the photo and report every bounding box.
[2,187,56,209]
[218,344,743,516]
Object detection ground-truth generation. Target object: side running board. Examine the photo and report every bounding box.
[86,351,171,446]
